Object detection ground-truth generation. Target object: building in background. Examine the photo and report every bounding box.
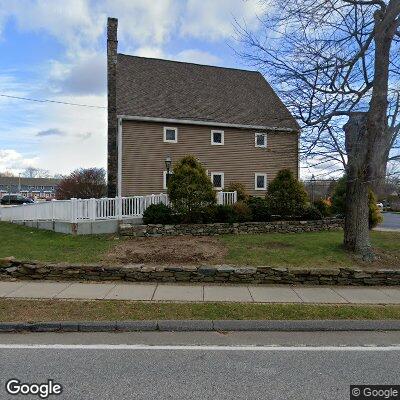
[0,176,61,200]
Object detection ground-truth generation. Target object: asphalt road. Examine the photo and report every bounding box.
[0,331,399,400]
[378,212,400,230]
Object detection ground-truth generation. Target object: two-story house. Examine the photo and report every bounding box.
[107,18,299,198]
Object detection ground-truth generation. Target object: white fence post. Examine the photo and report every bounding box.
[89,198,96,221]
[51,200,55,221]
[116,196,123,220]
[70,198,77,222]
[233,191,237,204]
[217,191,222,205]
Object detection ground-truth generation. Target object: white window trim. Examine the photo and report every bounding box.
[211,172,224,190]
[255,173,267,190]
[163,127,178,143]
[255,132,267,148]
[211,130,224,145]
[163,170,174,190]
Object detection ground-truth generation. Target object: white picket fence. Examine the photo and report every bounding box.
[0,192,237,223]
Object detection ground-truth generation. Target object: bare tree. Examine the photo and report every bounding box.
[22,167,51,178]
[237,0,400,259]
[55,168,107,200]
[0,171,15,177]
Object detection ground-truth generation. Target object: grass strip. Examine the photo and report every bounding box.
[0,299,399,322]
[221,230,400,268]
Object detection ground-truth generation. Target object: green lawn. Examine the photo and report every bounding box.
[221,230,400,268]
[1,299,400,321]
[0,222,115,263]
[0,222,399,268]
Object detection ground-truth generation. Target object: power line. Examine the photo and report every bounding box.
[0,94,106,109]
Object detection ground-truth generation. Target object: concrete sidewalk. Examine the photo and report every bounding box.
[1,281,400,304]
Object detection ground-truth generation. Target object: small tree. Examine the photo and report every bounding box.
[168,155,216,222]
[56,168,107,200]
[266,169,308,217]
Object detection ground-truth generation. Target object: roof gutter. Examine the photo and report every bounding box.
[117,115,298,133]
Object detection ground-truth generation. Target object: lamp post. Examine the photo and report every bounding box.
[310,174,316,203]
[165,155,172,189]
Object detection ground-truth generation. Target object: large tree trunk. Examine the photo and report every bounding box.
[343,113,373,259]
[344,176,371,256]
[343,2,399,259]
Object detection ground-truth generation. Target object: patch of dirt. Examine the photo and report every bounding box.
[351,248,400,270]
[104,236,227,265]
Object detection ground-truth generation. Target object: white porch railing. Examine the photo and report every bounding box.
[0,192,236,222]
[217,190,237,205]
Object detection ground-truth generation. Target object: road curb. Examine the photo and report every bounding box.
[1,320,400,333]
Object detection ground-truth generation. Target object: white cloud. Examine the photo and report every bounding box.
[133,46,165,59]
[49,52,106,95]
[0,149,39,174]
[0,74,29,99]
[132,47,221,66]
[1,0,104,53]
[180,0,265,41]
[104,0,181,47]
[174,49,222,65]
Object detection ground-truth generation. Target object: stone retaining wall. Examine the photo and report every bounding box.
[120,218,344,237]
[1,257,399,286]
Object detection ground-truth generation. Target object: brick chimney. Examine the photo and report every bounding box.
[107,17,118,198]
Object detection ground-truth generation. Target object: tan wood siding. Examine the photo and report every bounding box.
[121,121,299,196]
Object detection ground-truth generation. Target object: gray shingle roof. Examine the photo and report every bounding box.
[116,54,299,130]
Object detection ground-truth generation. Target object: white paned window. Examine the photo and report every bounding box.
[255,173,267,190]
[255,132,267,148]
[211,130,224,145]
[211,172,224,190]
[163,127,178,143]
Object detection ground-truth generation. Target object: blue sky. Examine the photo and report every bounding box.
[0,0,268,176]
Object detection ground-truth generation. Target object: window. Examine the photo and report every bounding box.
[255,132,267,148]
[211,130,224,145]
[255,173,267,190]
[163,171,174,190]
[211,172,224,190]
[163,127,178,143]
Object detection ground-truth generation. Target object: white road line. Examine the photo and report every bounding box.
[0,344,400,351]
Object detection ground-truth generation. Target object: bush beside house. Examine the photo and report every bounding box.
[266,169,308,217]
[246,197,271,222]
[167,155,216,223]
[143,203,178,225]
[225,182,249,202]
[142,157,332,225]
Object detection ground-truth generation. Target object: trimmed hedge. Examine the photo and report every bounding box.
[143,204,177,225]
[142,201,325,224]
